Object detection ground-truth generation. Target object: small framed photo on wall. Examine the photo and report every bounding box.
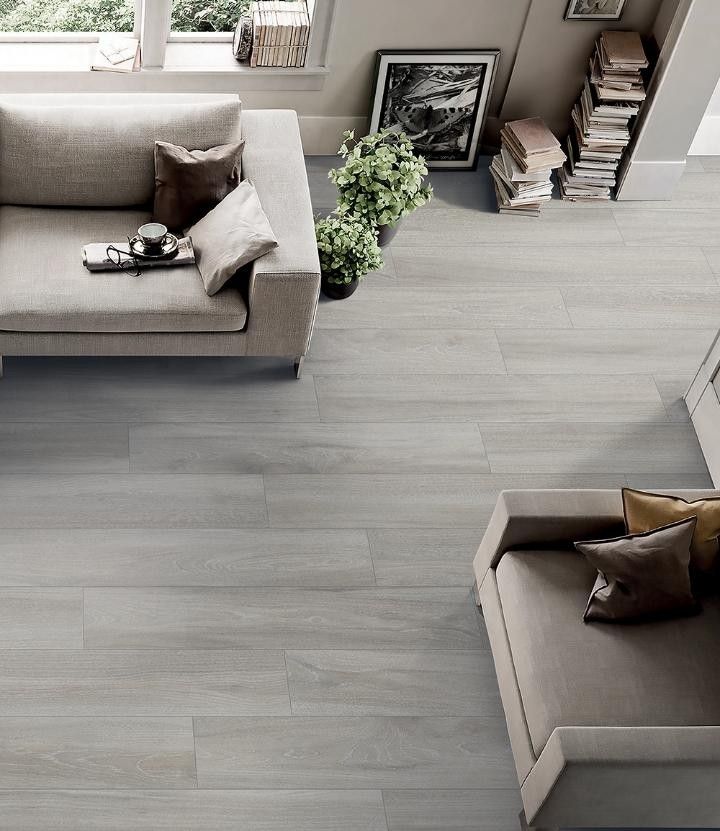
[369,49,499,170]
[565,0,627,20]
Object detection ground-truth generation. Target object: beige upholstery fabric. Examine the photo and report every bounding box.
[495,547,720,756]
[0,98,241,207]
[241,110,320,358]
[189,180,278,296]
[523,726,720,827]
[0,206,247,333]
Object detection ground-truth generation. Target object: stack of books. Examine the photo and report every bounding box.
[559,30,648,201]
[91,34,140,73]
[250,1,310,68]
[490,117,566,217]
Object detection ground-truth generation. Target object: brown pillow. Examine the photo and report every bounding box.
[575,517,699,623]
[153,139,244,232]
[623,487,720,575]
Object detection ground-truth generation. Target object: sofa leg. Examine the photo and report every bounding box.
[293,356,305,379]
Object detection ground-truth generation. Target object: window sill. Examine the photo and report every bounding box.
[0,42,327,91]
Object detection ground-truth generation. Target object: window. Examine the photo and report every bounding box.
[171,0,250,33]
[0,0,135,32]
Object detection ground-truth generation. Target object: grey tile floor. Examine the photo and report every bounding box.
[0,156,715,829]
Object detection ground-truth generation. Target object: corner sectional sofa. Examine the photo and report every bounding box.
[0,94,320,378]
[474,489,720,830]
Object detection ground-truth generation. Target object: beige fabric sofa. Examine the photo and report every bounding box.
[474,490,720,829]
[0,94,320,378]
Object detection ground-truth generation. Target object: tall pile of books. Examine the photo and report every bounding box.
[250,1,310,68]
[559,30,648,201]
[490,117,566,217]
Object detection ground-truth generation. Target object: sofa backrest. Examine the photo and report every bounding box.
[0,94,242,208]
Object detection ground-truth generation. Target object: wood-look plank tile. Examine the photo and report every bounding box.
[194,716,516,789]
[368,528,480,587]
[614,208,720,245]
[306,329,506,375]
[314,285,571,329]
[383,789,523,831]
[0,717,195,788]
[397,204,622,246]
[497,329,715,375]
[129,422,489,474]
[700,246,720,276]
[0,357,319,422]
[625,473,714,490]
[0,590,81,649]
[698,156,720,172]
[315,373,669,423]
[286,650,501,716]
[390,244,714,286]
[562,286,720,328]
[0,529,374,587]
[481,423,706,474]
[265,474,626,529]
[83,588,486,650]
[0,651,289,716]
[0,423,129,473]
[653,374,693,422]
[0,475,267,528]
[0,789,389,831]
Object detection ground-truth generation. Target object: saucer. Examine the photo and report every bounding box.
[129,234,179,260]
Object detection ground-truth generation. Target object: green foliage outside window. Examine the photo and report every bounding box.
[0,0,251,33]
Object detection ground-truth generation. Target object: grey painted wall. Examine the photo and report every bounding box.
[238,0,678,153]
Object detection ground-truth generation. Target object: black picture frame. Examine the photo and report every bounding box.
[368,49,499,170]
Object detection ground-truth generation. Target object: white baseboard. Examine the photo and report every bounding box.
[299,115,368,155]
[615,159,686,201]
[688,115,720,155]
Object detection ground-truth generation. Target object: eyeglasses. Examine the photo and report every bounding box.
[105,242,142,277]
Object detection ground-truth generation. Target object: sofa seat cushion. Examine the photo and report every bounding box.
[496,548,720,757]
[0,207,247,333]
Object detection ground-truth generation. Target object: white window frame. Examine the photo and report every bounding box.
[0,0,334,70]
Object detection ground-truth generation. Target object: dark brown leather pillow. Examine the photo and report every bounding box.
[575,517,699,623]
[153,139,244,232]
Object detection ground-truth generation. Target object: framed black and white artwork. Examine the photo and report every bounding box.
[369,50,499,170]
[564,0,627,20]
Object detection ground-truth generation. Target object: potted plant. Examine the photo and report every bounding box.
[329,129,433,246]
[315,215,383,300]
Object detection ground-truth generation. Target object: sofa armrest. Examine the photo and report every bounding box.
[241,109,321,357]
[522,726,720,828]
[473,490,625,591]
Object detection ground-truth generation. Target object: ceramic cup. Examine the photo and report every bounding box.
[138,222,168,249]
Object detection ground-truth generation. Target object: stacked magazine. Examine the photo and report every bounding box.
[559,30,648,201]
[490,117,566,217]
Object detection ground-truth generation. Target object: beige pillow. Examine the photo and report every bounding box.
[575,517,699,623]
[188,180,278,296]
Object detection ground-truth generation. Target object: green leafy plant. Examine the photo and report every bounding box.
[329,129,433,229]
[315,216,383,286]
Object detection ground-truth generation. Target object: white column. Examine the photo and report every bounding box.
[617,0,720,200]
[140,0,172,69]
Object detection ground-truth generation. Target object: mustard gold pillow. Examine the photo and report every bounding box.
[622,487,720,574]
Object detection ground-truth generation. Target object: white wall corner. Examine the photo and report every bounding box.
[689,115,720,155]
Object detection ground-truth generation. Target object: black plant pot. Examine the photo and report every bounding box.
[321,274,359,300]
[376,221,401,247]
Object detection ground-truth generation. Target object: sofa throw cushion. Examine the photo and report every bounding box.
[575,517,699,623]
[0,98,242,207]
[153,140,245,232]
[188,179,278,296]
[623,487,720,575]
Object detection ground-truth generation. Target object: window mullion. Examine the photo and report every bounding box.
[140,0,172,68]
